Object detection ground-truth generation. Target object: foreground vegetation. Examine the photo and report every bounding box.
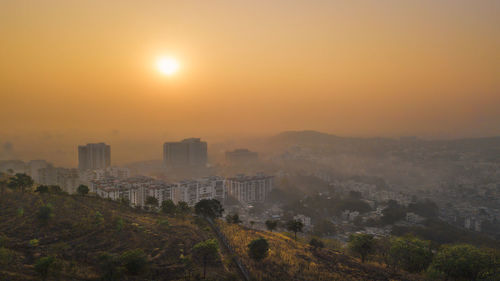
[0,180,239,280]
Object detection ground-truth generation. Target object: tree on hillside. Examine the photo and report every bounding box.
[225,213,242,224]
[161,199,177,215]
[77,184,89,196]
[248,238,269,261]
[194,199,224,219]
[120,249,148,276]
[265,220,278,232]
[98,252,123,281]
[389,236,433,273]
[286,219,304,240]
[34,256,61,281]
[8,173,33,194]
[177,201,191,220]
[348,233,375,263]
[431,244,491,281]
[309,238,325,249]
[192,239,219,279]
[37,204,54,225]
[145,196,159,210]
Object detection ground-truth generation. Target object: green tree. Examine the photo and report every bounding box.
[161,199,176,215]
[120,249,148,276]
[265,220,278,232]
[286,219,304,240]
[225,213,242,224]
[37,204,54,225]
[34,256,61,281]
[177,201,191,220]
[8,173,34,194]
[192,239,219,279]
[77,184,89,196]
[389,236,433,273]
[309,238,325,249]
[194,199,224,219]
[248,238,269,261]
[98,252,123,281]
[145,196,159,210]
[348,233,375,263]
[431,244,491,281]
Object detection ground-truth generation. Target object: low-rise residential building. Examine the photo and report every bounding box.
[225,173,274,203]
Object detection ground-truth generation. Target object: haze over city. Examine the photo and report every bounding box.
[1,0,500,166]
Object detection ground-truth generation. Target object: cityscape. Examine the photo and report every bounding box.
[1,1,500,280]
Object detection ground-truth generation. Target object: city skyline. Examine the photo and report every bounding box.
[1,1,500,167]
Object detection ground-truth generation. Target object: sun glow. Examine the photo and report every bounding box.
[156,57,180,76]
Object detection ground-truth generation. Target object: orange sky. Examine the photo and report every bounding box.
[1,0,499,165]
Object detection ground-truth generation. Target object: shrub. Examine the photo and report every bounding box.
[37,204,54,225]
[248,238,269,261]
[77,184,89,196]
[120,249,147,275]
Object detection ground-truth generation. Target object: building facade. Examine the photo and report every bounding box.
[78,143,111,171]
[225,173,274,203]
[163,138,207,167]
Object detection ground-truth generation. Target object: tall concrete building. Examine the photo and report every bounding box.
[163,138,207,167]
[78,143,111,171]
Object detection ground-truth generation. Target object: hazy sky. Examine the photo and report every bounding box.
[1,0,499,165]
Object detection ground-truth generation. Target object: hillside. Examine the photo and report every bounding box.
[0,190,426,281]
[216,222,422,281]
[0,192,239,281]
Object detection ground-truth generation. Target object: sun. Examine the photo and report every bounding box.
[156,57,180,76]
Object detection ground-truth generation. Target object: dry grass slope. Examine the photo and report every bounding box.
[217,222,423,281]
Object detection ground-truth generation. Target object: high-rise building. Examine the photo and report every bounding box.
[163,138,207,167]
[78,143,111,171]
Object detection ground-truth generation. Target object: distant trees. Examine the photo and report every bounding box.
[380,200,406,225]
[77,184,89,196]
[348,233,375,263]
[248,238,269,261]
[265,220,278,232]
[309,238,325,249]
[120,249,148,275]
[34,256,61,281]
[225,213,242,224]
[161,199,177,215]
[431,244,492,281]
[312,219,336,236]
[389,236,433,273]
[194,199,224,219]
[0,176,7,197]
[37,204,54,225]
[8,173,34,194]
[35,185,50,194]
[145,196,159,210]
[286,219,304,240]
[192,239,219,279]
